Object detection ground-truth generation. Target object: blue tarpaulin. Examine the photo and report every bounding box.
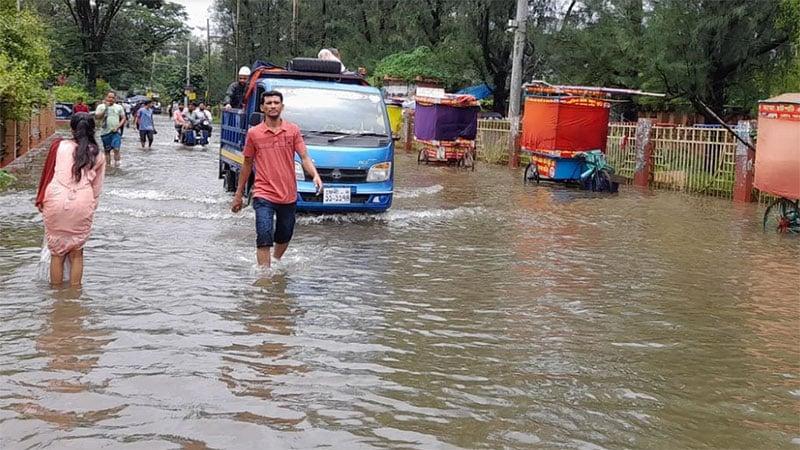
[456,83,492,101]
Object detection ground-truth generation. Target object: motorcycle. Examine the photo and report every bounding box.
[181,119,211,147]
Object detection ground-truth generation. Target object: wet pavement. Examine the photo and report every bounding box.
[1,115,799,449]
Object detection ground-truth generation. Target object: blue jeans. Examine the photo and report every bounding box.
[253,197,296,248]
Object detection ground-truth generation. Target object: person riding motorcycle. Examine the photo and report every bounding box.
[181,102,210,145]
[223,66,250,110]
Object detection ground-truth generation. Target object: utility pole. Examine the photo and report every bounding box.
[185,38,191,108]
[149,52,156,94]
[291,0,298,56]
[235,0,240,75]
[207,18,212,103]
[507,0,528,168]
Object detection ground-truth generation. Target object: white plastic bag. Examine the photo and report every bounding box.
[37,236,69,282]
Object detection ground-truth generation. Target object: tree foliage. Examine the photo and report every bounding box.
[0,2,51,120]
[52,85,91,103]
[372,46,472,89]
[49,0,187,94]
[14,0,798,121]
[644,0,800,118]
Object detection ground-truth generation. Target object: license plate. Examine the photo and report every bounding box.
[323,187,351,204]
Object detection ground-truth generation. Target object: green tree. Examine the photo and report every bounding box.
[645,0,800,119]
[0,1,51,120]
[56,0,187,94]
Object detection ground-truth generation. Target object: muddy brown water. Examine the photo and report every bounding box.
[1,116,798,449]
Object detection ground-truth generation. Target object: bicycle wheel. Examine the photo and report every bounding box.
[763,198,800,233]
[523,163,539,185]
[595,169,613,192]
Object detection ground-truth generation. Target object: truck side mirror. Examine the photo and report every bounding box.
[249,112,264,127]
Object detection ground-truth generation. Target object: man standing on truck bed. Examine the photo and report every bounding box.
[230,90,323,267]
[224,66,250,110]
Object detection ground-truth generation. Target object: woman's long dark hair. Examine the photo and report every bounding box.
[70,112,99,183]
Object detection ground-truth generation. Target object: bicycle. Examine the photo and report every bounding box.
[763,197,800,233]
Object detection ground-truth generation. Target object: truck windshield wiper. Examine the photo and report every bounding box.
[302,130,347,138]
[328,132,389,142]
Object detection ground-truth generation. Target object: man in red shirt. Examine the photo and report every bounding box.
[72,97,89,114]
[231,90,323,267]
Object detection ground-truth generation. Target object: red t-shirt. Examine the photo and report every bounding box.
[243,120,307,204]
[73,103,89,113]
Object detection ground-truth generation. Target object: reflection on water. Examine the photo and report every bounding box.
[0,116,798,448]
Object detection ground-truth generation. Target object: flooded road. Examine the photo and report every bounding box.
[1,116,799,449]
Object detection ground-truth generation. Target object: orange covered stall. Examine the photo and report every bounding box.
[754,93,800,200]
[521,96,611,158]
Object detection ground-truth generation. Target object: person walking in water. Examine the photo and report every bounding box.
[230,91,323,267]
[95,91,126,169]
[172,103,186,142]
[135,100,156,149]
[36,113,106,287]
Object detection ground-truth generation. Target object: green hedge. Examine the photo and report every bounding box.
[52,85,90,103]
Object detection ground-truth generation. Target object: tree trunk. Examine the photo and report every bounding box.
[85,54,97,95]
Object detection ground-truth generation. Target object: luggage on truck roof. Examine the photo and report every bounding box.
[248,59,368,86]
[242,58,371,106]
[287,57,342,74]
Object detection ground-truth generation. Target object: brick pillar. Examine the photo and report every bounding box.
[633,118,654,187]
[18,121,30,157]
[733,120,756,203]
[404,109,414,153]
[1,120,16,167]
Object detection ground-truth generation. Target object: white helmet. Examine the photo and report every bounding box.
[238,66,251,76]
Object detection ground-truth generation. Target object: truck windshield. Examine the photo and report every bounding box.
[279,87,388,135]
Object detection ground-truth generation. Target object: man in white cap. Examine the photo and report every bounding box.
[224,66,251,110]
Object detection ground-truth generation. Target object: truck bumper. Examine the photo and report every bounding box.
[296,180,393,213]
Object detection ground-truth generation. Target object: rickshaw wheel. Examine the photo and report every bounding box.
[595,170,613,192]
[417,149,428,165]
[763,198,800,233]
[463,150,475,171]
[523,163,539,185]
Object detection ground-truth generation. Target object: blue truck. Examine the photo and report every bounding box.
[219,59,394,212]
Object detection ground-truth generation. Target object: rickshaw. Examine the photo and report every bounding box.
[415,94,479,171]
[521,82,617,191]
[755,93,800,233]
[521,81,665,191]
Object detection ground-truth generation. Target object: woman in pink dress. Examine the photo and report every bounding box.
[37,113,106,287]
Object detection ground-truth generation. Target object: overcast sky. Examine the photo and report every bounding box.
[170,0,214,35]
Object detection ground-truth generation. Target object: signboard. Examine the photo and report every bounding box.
[759,103,800,121]
[416,86,445,98]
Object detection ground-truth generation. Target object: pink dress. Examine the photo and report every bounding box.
[42,140,106,256]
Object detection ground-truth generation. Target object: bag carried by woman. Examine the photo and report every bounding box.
[36,113,106,287]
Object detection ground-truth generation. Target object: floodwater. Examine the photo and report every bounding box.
[1,116,798,449]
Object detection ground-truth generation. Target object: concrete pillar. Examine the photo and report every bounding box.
[733,120,756,203]
[633,118,655,187]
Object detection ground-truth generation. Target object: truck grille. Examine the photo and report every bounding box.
[308,168,368,183]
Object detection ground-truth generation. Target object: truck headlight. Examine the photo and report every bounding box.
[367,162,391,182]
[295,161,304,181]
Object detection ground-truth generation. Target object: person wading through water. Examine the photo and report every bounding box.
[95,91,126,169]
[230,91,323,267]
[36,113,106,287]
